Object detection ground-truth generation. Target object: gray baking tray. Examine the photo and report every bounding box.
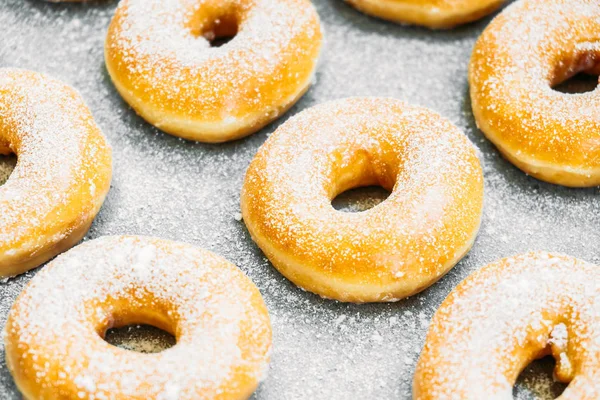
[0,0,596,399]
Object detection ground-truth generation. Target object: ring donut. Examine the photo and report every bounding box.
[346,0,505,29]
[4,235,272,400]
[105,0,322,143]
[414,252,600,399]
[241,98,484,303]
[0,68,112,278]
[470,0,600,187]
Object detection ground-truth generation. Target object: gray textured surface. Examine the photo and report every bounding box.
[0,0,596,398]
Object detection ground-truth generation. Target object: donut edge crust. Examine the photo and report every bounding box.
[346,0,505,29]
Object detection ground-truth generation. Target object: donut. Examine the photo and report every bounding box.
[241,98,484,303]
[346,0,505,29]
[414,252,600,399]
[469,0,600,187]
[105,0,322,143]
[4,235,272,400]
[0,68,112,278]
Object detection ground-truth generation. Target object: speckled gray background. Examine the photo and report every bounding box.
[0,0,597,399]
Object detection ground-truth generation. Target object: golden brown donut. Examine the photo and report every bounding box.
[105,0,322,143]
[4,235,272,400]
[0,68,112,278]
[241,97,484,303]
[414,252,600,399]
[346,0,505,29]
[470,0,600,187]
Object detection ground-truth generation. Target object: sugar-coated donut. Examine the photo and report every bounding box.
[414,252,600,399]
[241,98,484,303]
[470,0,600,187]
[105,0,322,143]
[0,68,112,278]
[4,235,272,400]
[346,0,505,29]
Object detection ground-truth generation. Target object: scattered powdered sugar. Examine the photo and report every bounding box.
[1,0,597,399]
[4,236,271,399]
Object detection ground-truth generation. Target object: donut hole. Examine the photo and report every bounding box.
[98,303,178,354]
[196,13,239,48]
[551,46,600,94]
[104,324,176,354]
[552,72,598,94]
[513,356,567,399]
[332,186,390,212]
[0,153,17,186]
[329,152,394,213]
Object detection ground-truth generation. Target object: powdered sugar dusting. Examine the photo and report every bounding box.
[0,69,86,242]
[470,0,600,179]
[415,252,600,398]
[0,68,111,276]
[105,0,321,122]
[4,236,271,399]
[242,97,483,301]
